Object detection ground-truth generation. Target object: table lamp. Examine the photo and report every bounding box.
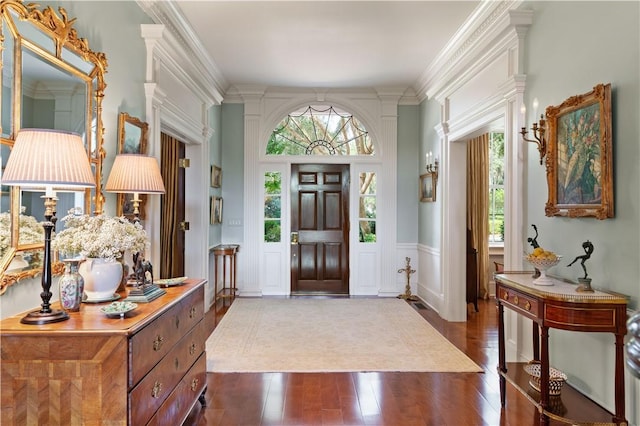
[2,128,95,324]
[105,154,166,223]
[105,154,166,302]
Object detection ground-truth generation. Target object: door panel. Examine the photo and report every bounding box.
[291,164,349,294]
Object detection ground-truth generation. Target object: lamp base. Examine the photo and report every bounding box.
[124,283,166,303]
[20,308,69,325]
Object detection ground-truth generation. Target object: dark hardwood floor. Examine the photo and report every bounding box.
[184,297,552,425]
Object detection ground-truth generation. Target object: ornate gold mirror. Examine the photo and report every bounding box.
[0,0,107,289]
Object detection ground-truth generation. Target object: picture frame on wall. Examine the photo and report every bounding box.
[210,196,223,224]
[545,83,613,219]
[420,172,436,202]
[116,112,149,220]
[209,195,218,225]
[211,165,222,188]
[214,197,223,224]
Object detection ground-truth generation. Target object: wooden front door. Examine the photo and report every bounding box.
[291,164,350,294]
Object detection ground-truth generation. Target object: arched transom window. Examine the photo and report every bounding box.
[267,105,374,156]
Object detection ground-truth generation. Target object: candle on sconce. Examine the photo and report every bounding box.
[520,103,526,117]
[532,98,539,118]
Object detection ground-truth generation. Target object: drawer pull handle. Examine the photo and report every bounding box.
[190,307,197,318]
[175,317,180,329]
[152,381,162,398]
[175,357,180,370]
[513,296,519,305]
[502,291,508,301]
[153,336,164,351]
[191,378,199,391]
[525,301,531,311]
[189,343,196,356]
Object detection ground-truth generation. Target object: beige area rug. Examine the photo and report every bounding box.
[205,298,482,373]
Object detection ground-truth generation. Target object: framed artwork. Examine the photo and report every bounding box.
[420,172,436,202]
[211,165,222,188]
[210,196,223,224]
[116,112,149,220]
[545,83,613,219]
[214,197,223,224]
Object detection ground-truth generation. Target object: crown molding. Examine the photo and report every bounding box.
[414,1,531,103]
[137,0,227,105]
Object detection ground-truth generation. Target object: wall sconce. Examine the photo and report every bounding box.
[425,151,439,178]
[520,100,547,165]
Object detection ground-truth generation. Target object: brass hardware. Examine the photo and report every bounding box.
[178,158,190,168]
[179,221,190,231]
[291,232,299,245]
[191,378,199,391]
[525,301,531,311]
[513,296,519,305]
[502,291,509,301]
[189,307,197,318]
[520,113,547,165]
[152,381,162,398]
[189,343,196,356]
[153,335,164,351]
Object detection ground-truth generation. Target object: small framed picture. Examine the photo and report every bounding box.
[420,172,436,202]
[211,165,222,188]
[214,197,223,224]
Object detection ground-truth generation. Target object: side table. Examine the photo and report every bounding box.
[213,244,239,304]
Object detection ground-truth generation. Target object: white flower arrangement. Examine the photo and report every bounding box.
[0,209,44,255]
[52,212,149,261]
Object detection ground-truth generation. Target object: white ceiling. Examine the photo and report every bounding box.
[175,1,480,91]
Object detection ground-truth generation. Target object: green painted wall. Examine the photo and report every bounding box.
[220,103,244,244]
[523,1,639,416]
[418,98,441,248]
[396,105,420,243]
[209,105,222,246]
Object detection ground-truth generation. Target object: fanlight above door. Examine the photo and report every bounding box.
[0,0,108,289]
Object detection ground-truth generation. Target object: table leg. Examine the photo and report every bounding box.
[539,325,549,426]
[497,300,507,407]
[613,332,626,424]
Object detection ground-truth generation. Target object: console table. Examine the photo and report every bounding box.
[1,279,207,425]
[495,272,628,425]
[212,244,239,304]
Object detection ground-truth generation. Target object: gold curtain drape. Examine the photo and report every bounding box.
[160,133,180,278]
[467,133,490,299]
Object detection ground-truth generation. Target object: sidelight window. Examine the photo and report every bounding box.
[358,172,376,243]
[264,171,282,242]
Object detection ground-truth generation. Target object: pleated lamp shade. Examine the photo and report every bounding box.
[2,128,96,189]
[105,154,165,194]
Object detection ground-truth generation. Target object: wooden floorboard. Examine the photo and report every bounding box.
[184,297,567,425]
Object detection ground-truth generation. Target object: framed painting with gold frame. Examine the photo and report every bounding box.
[117,112,149,220]
[211,165,222,188]
[420,172,436,202]
[545,83,613,219]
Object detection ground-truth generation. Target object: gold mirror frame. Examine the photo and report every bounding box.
[116,112,148,220]
[0,0,108,292]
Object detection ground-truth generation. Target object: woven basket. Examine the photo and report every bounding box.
[523,362,567,396]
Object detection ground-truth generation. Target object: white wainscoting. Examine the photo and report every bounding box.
[417,243,442,315]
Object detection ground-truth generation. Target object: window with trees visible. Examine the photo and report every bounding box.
[489,132,504,244]
[359,172,376,243]
[264,172,281,242]
[267,105,373,156]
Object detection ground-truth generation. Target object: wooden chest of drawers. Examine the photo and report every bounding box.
[0,279,207,425]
